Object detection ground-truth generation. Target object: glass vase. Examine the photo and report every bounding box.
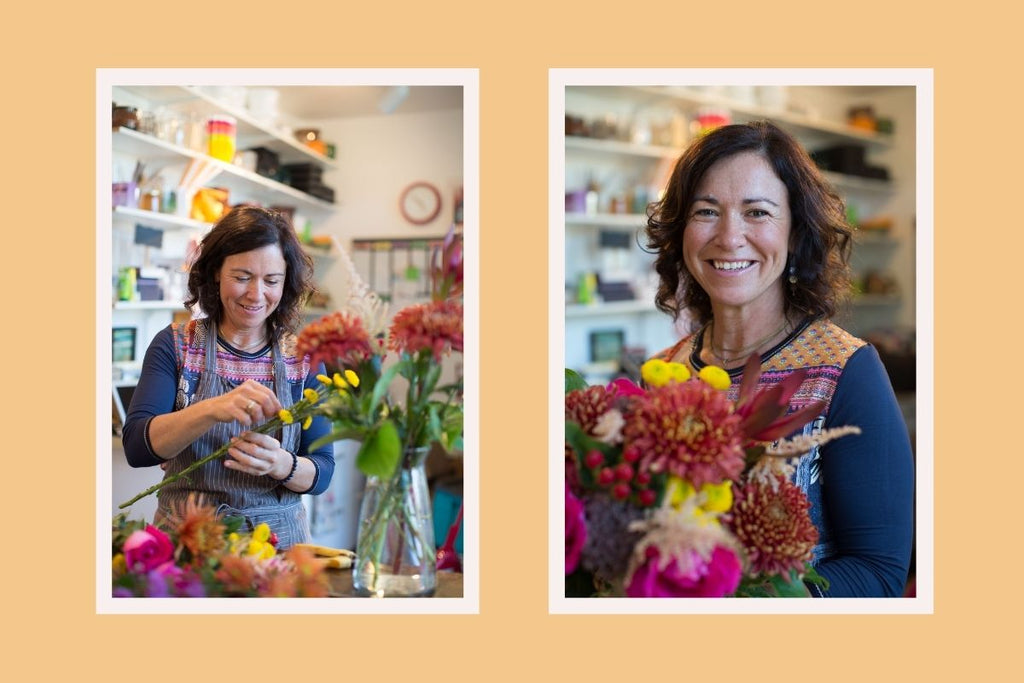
[352,446,436,597]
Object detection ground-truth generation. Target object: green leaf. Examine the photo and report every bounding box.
[369,361,402,414]
[357,419,401,479]
[309,425,366,452]
[565,368,588,394]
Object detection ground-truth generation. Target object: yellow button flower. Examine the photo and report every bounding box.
[699,365,731,391]
[278,409,294,424]
[303,388,319,403]
[302,415,313,430]
[668,476,696,508]
[344,369,360,388]
[316,374,332,386]
[641,359,672,387]
[667,362,691,383]
[700,480,733,513]
[333,372,348,389]
[253,523,271,543]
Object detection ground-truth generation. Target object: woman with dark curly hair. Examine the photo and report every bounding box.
[647,121,914,597]
[122,205,334,549]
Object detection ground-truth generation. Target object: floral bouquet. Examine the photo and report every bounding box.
[118,227,464,598]
[564,355,860,598]
[112,494,331,597]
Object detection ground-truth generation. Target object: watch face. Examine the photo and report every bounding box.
[401,182,441,225]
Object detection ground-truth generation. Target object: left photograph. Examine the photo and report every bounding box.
[99,70,477,612]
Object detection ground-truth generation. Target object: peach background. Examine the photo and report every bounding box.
[4,0,1018,679]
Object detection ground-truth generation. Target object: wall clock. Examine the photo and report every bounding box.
[399,181,442,225]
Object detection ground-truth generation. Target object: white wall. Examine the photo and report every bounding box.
[311,108,464,244]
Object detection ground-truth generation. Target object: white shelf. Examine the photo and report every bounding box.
[113,300,187,311]
[113,128,336,213]
[565,213,647,229]
[571,85,894,149]
[301,244,337,260]
[116,85,339,169]
[851,294,901,307]
[112,206,211,231]
[566,300,661,318]
[565,135,677,159]
[822,171,896,194]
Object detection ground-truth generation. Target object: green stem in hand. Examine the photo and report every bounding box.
[118,386,330,510]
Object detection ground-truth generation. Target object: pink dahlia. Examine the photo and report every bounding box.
[625,544,742,598]
[297,311,375,371]
[565,485,587,574]
[623,379,744,488]
[388,300,464,360]
[729,473,818,577]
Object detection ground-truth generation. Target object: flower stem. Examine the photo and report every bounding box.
[117,388,329,510]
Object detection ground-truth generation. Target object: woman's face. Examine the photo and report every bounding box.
[216,243,287,336]
[682,151,791,318]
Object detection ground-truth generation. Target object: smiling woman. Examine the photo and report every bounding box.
[120,205,336,550]
[642,122,914,597]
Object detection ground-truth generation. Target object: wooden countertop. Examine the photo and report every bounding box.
[327,569,463,598]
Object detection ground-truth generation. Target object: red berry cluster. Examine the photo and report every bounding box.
[583,447,657,507]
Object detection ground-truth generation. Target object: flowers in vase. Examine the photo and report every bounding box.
[565,354,860,598]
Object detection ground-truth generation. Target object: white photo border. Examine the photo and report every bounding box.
[549,67,934,615]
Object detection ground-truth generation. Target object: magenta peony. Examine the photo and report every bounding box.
[122,524,174,573]
[565,485,588,574]
[625,544,742,598]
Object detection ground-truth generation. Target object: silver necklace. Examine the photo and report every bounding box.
[708,319,789,367]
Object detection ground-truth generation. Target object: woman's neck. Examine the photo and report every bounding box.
[705,305,792,367]
[217,321,268,351]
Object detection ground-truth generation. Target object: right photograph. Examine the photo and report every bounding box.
[553,70,932,612]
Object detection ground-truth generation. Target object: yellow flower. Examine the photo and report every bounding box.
[344,369,360,387]
[112,553,126,575]
[667,362,691,383]
[246,540,263,556]
[333,372,348,389]
[253,523,271,543]
[261,543,276,560]
[668,476,696,508]
[279,409,294,424]
[641,359,672,387]
[302,415,313,430]
[303,388,319,403]
[700,480,733,513]
[698,365,731,391]
[316,374,332,386]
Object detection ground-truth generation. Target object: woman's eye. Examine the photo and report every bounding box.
[265,279,282,287]
[747,209,770,218]
[693,208,717,218]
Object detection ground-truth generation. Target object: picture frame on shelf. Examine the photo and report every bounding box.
[589,328,625,364]
[112,327,137,363]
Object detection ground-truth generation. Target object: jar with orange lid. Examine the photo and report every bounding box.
[207,115,237,162]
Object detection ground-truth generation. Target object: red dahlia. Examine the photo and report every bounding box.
[623,380,744,488]
[729,473,818,577]
[388,300,464,360]
[296,312,375,371]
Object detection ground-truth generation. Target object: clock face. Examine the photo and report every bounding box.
[400,182,442,225]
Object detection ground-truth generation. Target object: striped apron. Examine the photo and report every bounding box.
[156,320,311,550]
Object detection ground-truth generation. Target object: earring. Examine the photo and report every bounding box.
[788,263,797,285]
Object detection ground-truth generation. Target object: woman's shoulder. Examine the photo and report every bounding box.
[766,318,866,373]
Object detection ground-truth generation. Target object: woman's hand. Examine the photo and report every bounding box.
[224,431,291,479]
[211,380,283,427]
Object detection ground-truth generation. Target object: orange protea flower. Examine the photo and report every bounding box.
[214,553,259,595]
[623,380,744,488]
[296,311,375,372]
[261,546,330,597]
[166,494,226,565]
[729,473,818,577]
[388,299,463,360]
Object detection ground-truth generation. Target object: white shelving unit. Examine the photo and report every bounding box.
[109,85,347,368]
[564,84,916,375]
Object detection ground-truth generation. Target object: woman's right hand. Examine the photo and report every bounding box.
[209,380,283,427]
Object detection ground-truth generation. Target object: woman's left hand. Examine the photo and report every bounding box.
[224,432,289,479]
